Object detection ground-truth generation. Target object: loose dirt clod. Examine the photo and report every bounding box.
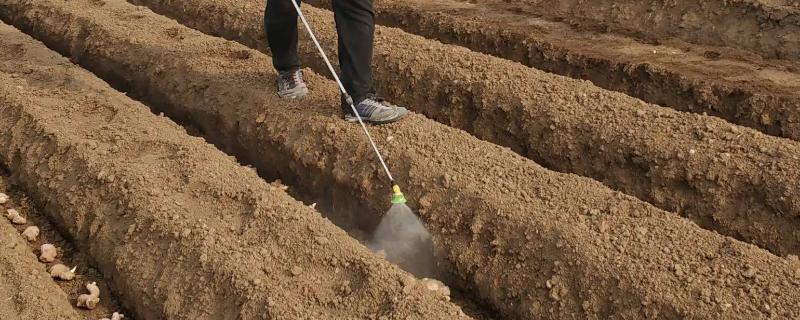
[401,277,451,300]
[290,266,302,276]
[6,208,26,224]
[99,312,124,320]
[21,226,39,241]
[0,192,9,204]
[49,264,76,281]
[39,244,57,262]
[421,278,451,297]
[77,282,100,309]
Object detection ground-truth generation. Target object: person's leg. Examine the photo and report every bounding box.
[331,0,375,107]
[265,0,308,98]
[332,0,407,123]
[265,0,301,72]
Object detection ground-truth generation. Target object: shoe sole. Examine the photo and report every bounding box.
[345,108,409,125]
[278,86,309,99]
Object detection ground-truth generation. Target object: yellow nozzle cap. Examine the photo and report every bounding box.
[391,185,406,204]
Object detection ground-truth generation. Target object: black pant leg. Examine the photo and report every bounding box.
[332,0,375,104]
[265,0,302,72]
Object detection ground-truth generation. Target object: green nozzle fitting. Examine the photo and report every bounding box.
[391,185,407,204]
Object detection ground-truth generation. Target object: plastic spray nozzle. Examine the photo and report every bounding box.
[391,185,407,204]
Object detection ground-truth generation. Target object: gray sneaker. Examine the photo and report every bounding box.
[276,69,308,99]
[344,97,409,124]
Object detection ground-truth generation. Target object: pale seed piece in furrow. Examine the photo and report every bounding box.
[39,243,57,262]
[99,312,124,320]
[6,208,26,224]
[77,281,100,309]
[21,226,39,241]
[49,264,76,281]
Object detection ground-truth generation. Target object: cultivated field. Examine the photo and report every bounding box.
[1,0,799,319]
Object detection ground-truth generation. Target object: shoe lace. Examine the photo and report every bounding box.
[280,70,303,87]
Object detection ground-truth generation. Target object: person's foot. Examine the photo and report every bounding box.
[344,96,409,124]
[276,69,308,99]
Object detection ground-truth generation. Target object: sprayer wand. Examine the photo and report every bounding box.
[289,1,406,204]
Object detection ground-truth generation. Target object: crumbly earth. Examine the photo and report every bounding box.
[3,0,799,319]
[501,0,800,60]
[314,0,800,142]
[0,21,467,320]
[126,0,800,256]
[0,200,82,320]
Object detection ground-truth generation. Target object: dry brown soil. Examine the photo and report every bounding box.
[504,0,800,60]
[1,0,800,319]
[3,0,800,318]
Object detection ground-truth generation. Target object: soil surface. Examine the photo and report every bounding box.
[504,0,800,60]
[0,19,467,320]
[126,0,800,257]
[2,0,800,319]
[324,0,800,142]
[8,0,800,318]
